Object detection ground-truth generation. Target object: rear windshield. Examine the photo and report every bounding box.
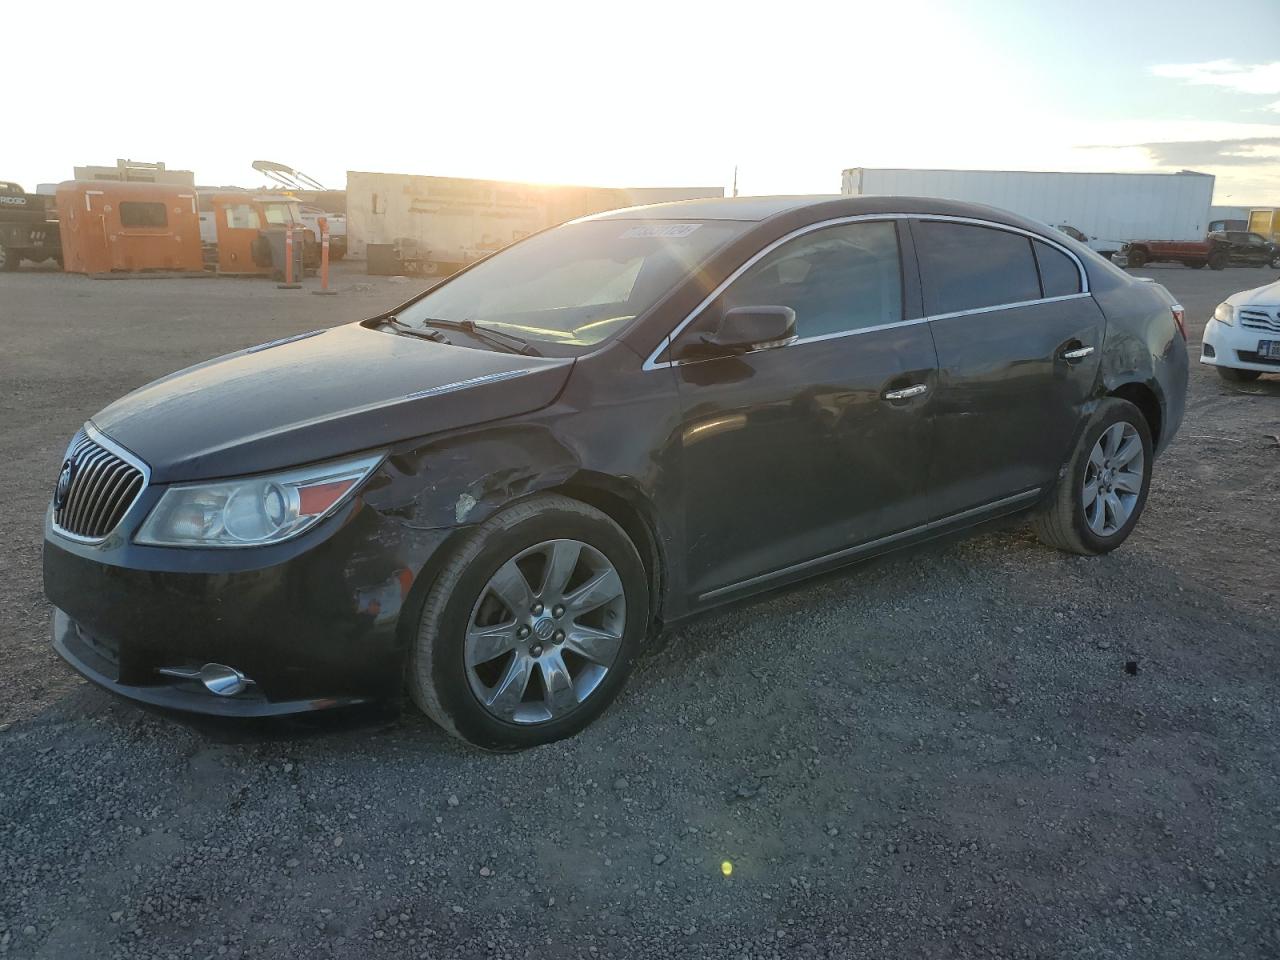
[396,219,750,347]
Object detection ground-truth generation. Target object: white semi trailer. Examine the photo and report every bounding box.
[841,167,1215,258]
[345,171,724,272]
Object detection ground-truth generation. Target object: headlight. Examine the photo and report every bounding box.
[1213,302,1235,326]
[136,452,383,547]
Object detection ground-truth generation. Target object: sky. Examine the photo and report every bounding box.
[10,0,1280,204]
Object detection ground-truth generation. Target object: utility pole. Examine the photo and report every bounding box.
[732,165,739,198]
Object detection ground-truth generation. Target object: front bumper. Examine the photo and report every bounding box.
[51,607,366,716]
[43,491,454,717]
[1200,317,1280,374]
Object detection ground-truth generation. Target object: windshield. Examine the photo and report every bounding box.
[263,202,301,225]
[395,219,750,347]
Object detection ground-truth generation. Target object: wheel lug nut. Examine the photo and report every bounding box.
[530,645,543,657]
[531,603,544,616]
[552,605,565,618]
[517,625,530,639]
[554,630,565,643]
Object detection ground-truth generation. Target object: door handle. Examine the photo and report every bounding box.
[1060,345,1095,361]
[884,383,929,401]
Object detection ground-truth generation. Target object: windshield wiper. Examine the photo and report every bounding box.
[380,316,450,343]
[418,318,541,357]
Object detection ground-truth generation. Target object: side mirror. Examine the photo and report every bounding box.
[700,305,797,353]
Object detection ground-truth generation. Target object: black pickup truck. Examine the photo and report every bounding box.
[0,181,62,270]
[1208,230,1280,269]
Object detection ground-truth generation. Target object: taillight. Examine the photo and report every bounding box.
[1171,304,1187,341]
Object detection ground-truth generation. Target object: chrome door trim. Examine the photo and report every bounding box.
[697,487,1043,602]
[926,292,1091,324]
[642,213,1091,371]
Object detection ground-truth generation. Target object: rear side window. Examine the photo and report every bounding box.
[915,221,1040,314]
[119,201,168,228]
[1033,240,1081,298]
[719,220,903,339]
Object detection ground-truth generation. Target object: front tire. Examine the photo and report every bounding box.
[1216,366,1262,383]
[409,494,649,749]
[1032,398,1153,556]
[1126,249,1147,268]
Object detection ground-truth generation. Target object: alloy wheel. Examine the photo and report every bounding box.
[464,539,626,724]
[1082,422,1144,537]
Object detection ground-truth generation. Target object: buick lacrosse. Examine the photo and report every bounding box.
[44,196,1188,748]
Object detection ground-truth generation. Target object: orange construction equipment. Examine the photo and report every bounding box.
[55,181,202,275]
[207,193,314,278]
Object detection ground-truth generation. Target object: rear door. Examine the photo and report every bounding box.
[669,218,938,601]
[912,218,1104,519]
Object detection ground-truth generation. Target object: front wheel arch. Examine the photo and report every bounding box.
[549,476,667,635]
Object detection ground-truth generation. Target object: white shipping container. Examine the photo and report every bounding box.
[346,171,723,264]
[841,167,1215,256]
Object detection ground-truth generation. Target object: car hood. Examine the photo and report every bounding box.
[92,323,573,483]
[1226,279,1280,308]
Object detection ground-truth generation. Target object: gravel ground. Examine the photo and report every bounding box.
[1,262,1278,959]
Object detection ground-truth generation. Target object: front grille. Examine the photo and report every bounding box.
[1239,308,1280,333]
[53,430,146,540]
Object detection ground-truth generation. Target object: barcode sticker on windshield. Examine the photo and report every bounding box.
[620,223,702,239]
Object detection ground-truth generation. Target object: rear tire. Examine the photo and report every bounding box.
[1127,249,1147,268]
[408,494,649,750]
[1032,398,1153,557]
[1216,366,1262,383]
[1209,252,1228,270]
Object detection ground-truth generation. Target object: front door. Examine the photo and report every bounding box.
[911,218,1105,518]
[669,219,938,602]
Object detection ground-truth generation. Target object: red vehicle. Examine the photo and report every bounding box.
[1117,237,1229,270]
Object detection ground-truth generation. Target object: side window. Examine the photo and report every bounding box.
[118,202,167,228]
[224,204,261,229]
[1033,240,1082,298]
[719,221,902,339]
[915,221,1040,314]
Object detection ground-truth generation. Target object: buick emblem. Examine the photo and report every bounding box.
[54,460,74,509]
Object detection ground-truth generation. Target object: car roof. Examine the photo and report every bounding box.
[583,195,842,222]
[578,194,1065,235]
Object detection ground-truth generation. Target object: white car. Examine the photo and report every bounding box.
[1202,281,1280,382]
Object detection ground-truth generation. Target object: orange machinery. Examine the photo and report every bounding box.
[206,193,316,278]
[55,181,202,274]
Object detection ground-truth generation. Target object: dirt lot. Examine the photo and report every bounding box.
[1,262,1277,959]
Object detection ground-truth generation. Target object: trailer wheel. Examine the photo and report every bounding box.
[1127,248,1146,268]
[1209,252,1228,270]
[0,246,17,272]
